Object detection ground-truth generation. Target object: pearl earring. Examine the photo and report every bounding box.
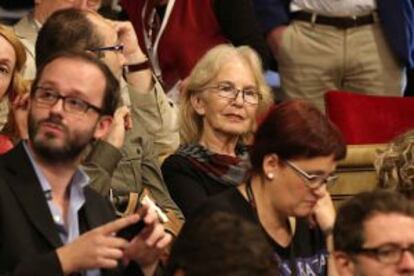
[267,172,274,180]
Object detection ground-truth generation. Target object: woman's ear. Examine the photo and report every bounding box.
[262,153,279,180]
[190,92,206,116]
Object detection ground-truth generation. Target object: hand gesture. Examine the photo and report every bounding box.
[111,20,147,63]
[309,186,336,234]
[124,204,172,273]
[11,93,30,139]
[103,105,131,149]
[56,214,140,274]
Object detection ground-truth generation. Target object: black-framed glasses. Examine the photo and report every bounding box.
[284,160,338,189]
[33,86,103,115]
[88,44,124,56]
[203,81,262,105]
[353,244,414,265]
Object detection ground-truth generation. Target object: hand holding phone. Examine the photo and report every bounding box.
[117,203,147,241]
[117,219,145,241]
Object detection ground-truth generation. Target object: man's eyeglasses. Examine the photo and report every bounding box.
[88,44,124,57]
[203,81,262,105]
[353,244,414,265]
[284,160,338,189]
[33,86,103,115]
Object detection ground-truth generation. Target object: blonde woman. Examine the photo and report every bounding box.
[0,25,29,152]
[161,44,273,217]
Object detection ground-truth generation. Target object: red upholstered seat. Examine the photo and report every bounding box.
[325,91,414,144]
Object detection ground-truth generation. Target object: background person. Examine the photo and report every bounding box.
[13,0,102,80]
[167,211,278,276]
[161,44,273,217]
[253,0,411,111]
[120,0,272,97]
[375,130,414,199]
[333,190,414,276]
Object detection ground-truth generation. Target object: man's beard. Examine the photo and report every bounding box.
[28,113,95,164]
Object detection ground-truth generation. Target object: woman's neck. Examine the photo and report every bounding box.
[199,128,239,157]
[243,176,293,247]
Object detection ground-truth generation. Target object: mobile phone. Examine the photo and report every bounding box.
[117,219,145,241]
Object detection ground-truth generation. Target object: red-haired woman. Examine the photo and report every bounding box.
[191,99,346,275]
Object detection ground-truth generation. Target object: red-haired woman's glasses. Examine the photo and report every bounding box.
[284,160,338,189]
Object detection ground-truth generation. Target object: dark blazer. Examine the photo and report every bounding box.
[253,0,414,68]
[0,143,140,276]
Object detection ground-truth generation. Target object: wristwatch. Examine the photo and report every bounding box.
[123,60,151,74]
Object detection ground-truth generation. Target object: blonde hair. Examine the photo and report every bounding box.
[375,130,414,198]
[0,24,28,99]
[0,24,29,139]
[179,44,273,144]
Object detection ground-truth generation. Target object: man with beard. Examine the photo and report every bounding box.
[0,51,171,275]
[333,190,414,276]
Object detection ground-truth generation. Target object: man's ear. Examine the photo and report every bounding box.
[333,251,357,276]
[190,93,206,116]
[93,115,113,140]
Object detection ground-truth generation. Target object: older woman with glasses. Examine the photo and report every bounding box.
[161,44,273,217]
[189,99,346,275]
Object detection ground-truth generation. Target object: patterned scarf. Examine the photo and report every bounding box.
[176,143,251,186]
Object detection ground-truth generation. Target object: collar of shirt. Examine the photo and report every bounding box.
[22,141,89,243]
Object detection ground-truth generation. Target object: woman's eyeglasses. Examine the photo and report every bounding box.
[203,81,262,105]
[284,160,338,189]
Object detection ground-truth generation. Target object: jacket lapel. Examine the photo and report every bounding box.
[3,143,63,248]
[81,188,115,233]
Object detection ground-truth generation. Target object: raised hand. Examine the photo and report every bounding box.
[311,186,336,235]
[111,20,147,63]
[103,105,131,149]
[11,92,30,139]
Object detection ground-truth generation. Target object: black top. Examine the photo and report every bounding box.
[190,188,328,276]
[161,154,232,217]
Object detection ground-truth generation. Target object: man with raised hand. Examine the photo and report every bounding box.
[0,51,171,275]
